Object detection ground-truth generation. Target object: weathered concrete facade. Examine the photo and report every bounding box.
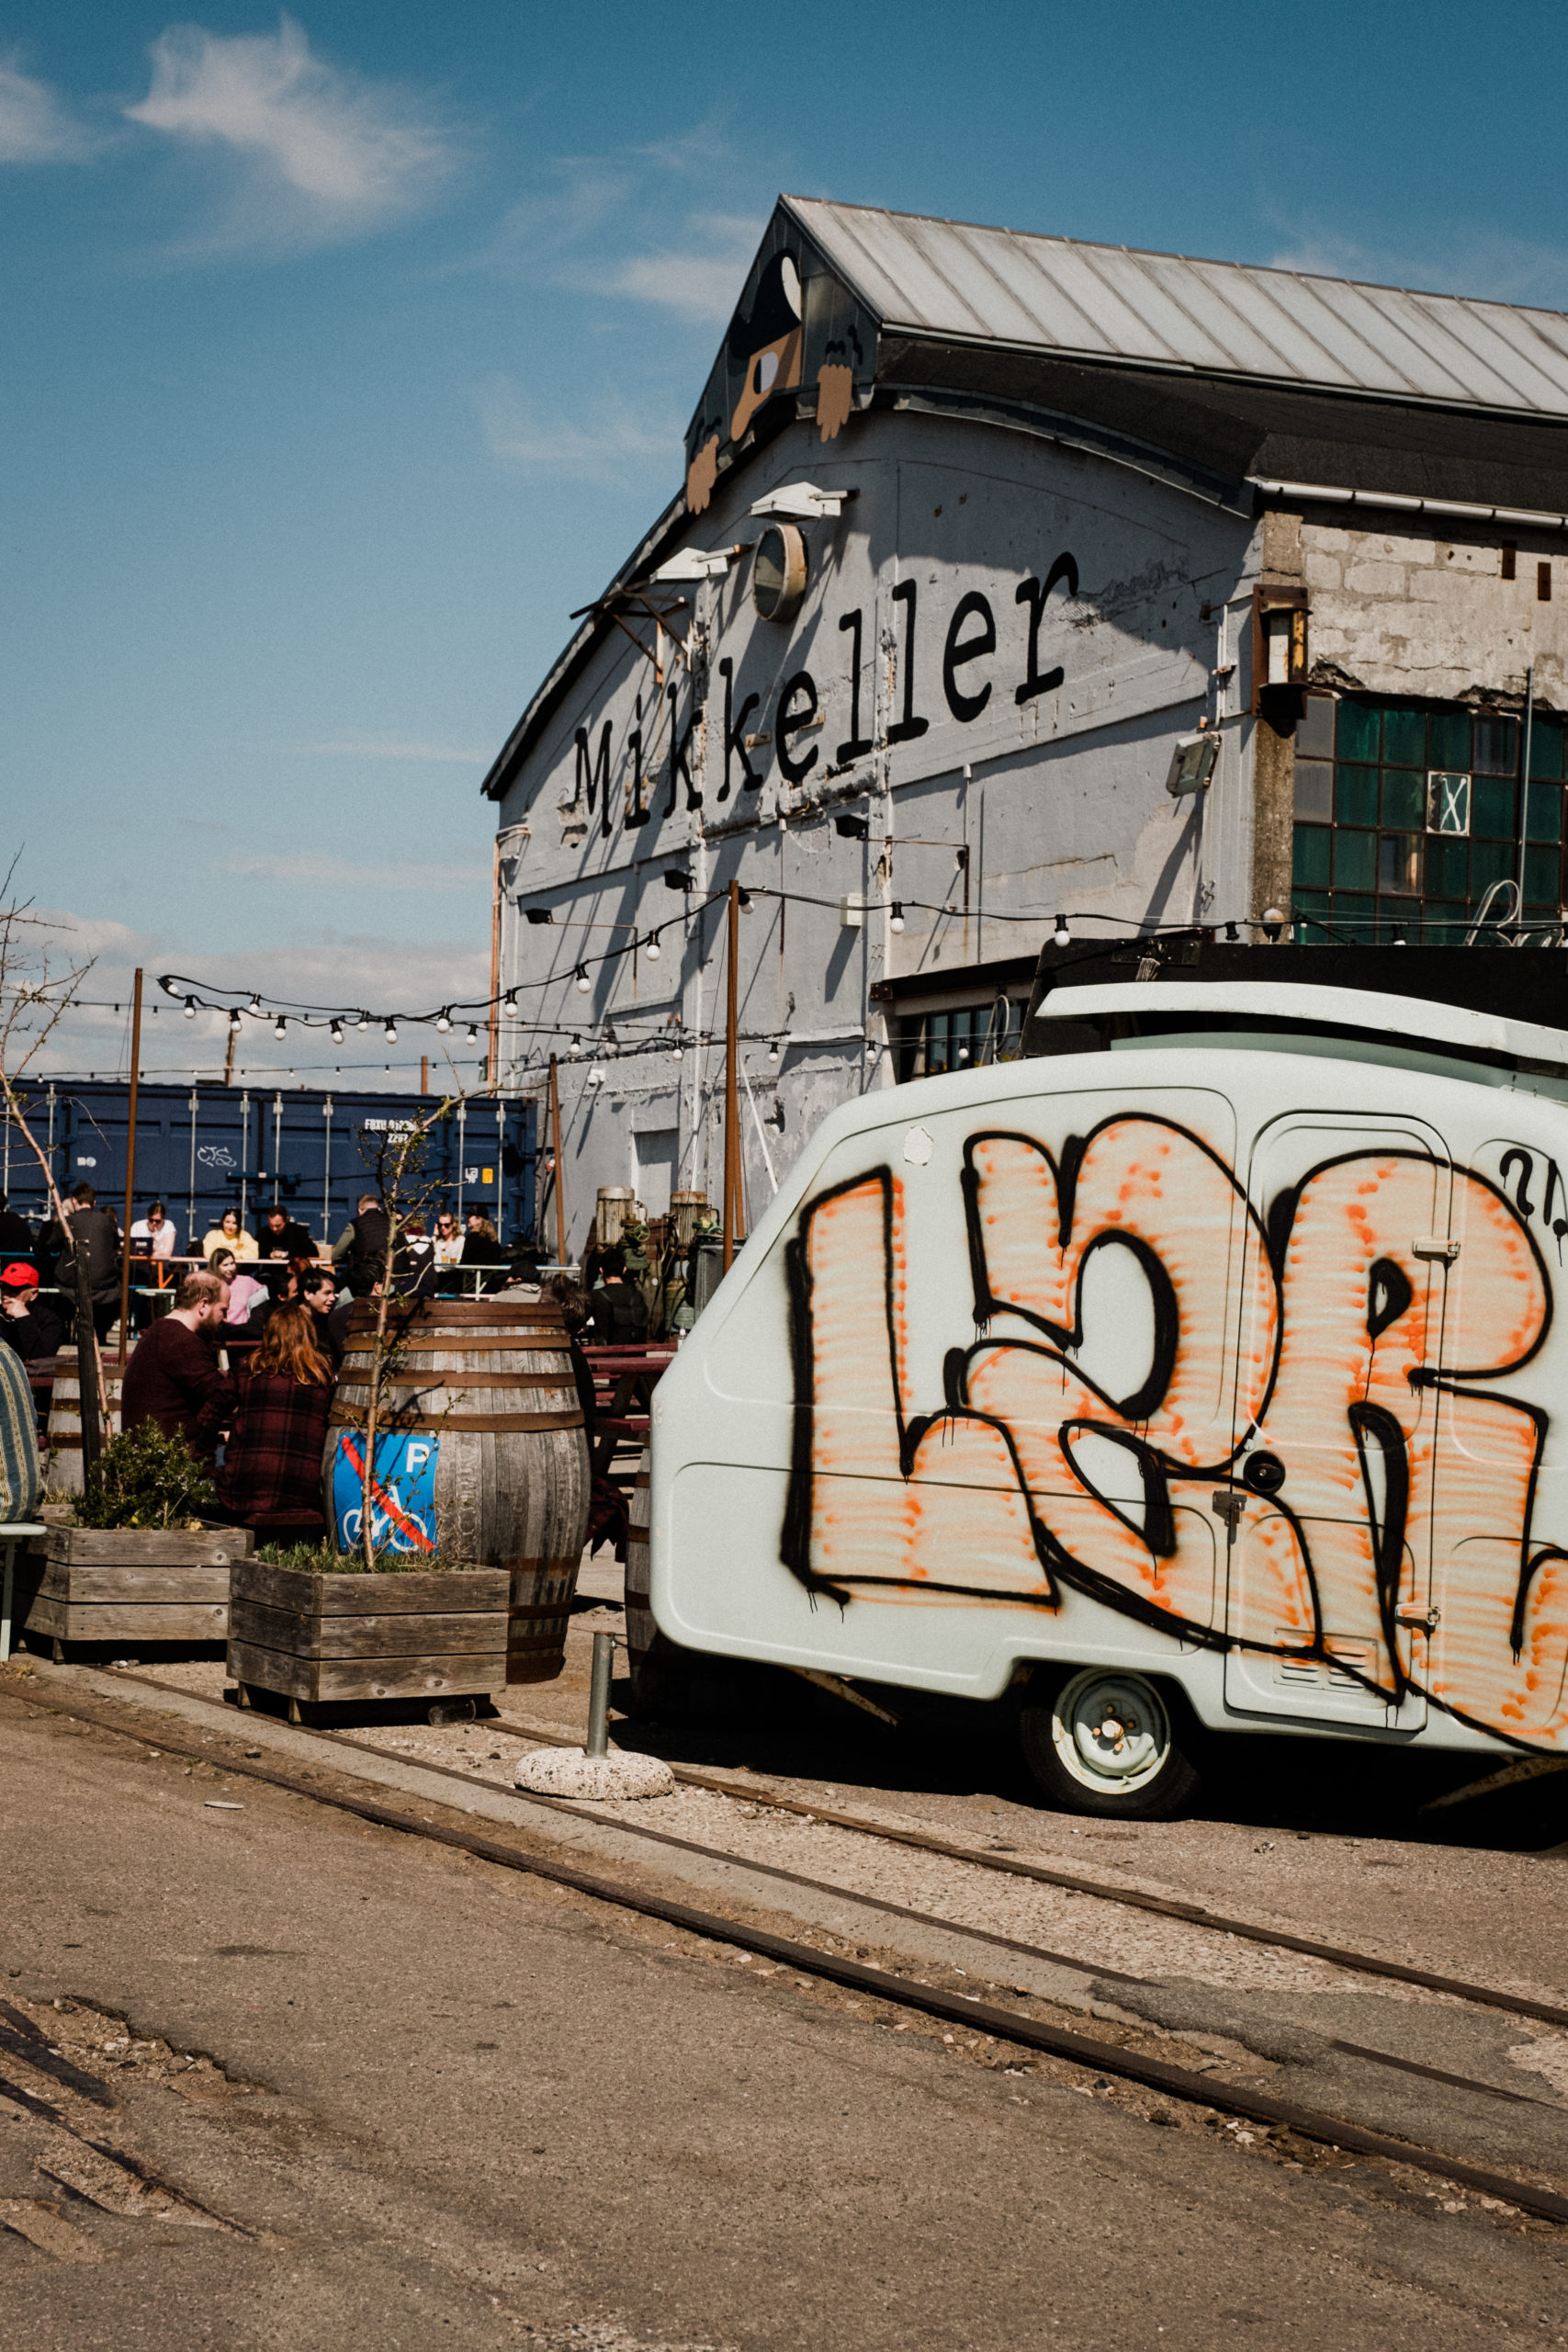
[483,198,1568,1254]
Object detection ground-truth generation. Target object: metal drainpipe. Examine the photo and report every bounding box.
[1514,663,1537,938]
[186,1088,197,1243]
[273,1093,283,1205]
[495,1102,506,1245]
[239,1091,250,1232]
[322,1098,333,1245]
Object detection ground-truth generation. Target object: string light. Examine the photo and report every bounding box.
[384,1020,398,1043]
[575,965,592,993]
[466,1023,479,1044]
[435,1010,452,1034]
[889,902,905,933]
[330,1020,344,1043]
[569,1035,581,1057]
[355,1012,369,1032]
[274,1016,288,1039]
[228,1010,242,1032]
[768,1038,780,1061]
[183,996,197,1019]
[645,931,661,962]
[1053,913,1071,946]
[249,994,261,1014]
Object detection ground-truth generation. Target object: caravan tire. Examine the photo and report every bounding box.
[1020,1666,1201,1821]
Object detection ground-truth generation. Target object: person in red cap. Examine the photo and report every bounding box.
[0,1261,67,1363]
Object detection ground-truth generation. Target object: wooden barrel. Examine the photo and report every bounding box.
[45,1344,126,1496]
[595,1186,638,1248]
[326,1298,590,1684]
[670,1191,709,1247]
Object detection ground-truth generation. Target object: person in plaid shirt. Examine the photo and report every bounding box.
[216,1302,333,1542]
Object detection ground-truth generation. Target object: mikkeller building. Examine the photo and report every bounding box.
[481,197,1568,1254]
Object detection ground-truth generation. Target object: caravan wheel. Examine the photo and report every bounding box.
[1020,1667,1201,1820]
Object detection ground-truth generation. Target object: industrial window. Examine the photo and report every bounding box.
[896,997,1023,1082]
[1291,695,1566,944]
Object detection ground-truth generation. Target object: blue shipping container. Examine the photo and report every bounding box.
[0,1080,536,1254]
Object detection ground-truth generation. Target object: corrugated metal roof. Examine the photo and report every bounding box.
[785,197,1568,419]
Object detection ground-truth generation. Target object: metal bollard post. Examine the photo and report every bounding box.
[585,1631,615,1759]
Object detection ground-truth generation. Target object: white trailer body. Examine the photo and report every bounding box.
[650,980,1568,1795]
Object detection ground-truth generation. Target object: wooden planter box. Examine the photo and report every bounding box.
[228,1557,510,1719]
[17,1526,254,1657]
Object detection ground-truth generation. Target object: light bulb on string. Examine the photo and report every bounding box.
[889,902,905,933]
[248,994,261,1014]
[355,1012,369,1033]
[957,1044,971,1063]
[435,1010,452,1034]
[183,996,197,1019]
[466,1023,479,1044]
[645,931,661,962]
[569,1035,581,1058]
[1053,913,1071,946]
[330,1021,344,1043]
[384,1021,398,1043]
[504,989,517,1009]
[228,1011,242,1032]
[274,1016,288,1039]
[768,1038,780,1062]
[575,965,592,994]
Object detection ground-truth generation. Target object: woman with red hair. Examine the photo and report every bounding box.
[217,1302,334,1543]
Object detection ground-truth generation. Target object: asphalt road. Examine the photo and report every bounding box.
[3,1684,1566,2352]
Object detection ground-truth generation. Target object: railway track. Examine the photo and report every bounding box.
[7,1664,1568,2229]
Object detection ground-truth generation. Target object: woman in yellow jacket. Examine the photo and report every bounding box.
[201,1206,259,1262]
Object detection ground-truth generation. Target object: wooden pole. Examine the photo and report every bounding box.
[421,1054,429,1096]
[117,967,143,1365]
[723,879,741,1272]
[548,1054,568,1266]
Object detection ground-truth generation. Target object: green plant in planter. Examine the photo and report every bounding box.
[76,1423,218,1531]
[255,1539,478,1576]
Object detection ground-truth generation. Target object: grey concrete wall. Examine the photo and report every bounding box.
[496,409,1260,1255]
[1303,516,1568,706]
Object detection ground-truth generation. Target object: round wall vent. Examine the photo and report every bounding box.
[752,522,807,622]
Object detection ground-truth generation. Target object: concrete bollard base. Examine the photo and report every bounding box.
[513,1746,675,1801]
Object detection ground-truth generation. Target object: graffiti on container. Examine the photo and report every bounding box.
[333,1430,438,1555]
[197,1145,237,1171]
[781,1115,1568,1752]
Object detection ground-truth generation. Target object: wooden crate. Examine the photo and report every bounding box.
[228,1556,509,1715]
[17,1525,254,1653]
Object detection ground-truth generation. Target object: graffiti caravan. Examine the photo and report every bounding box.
[649,974,1568,1816]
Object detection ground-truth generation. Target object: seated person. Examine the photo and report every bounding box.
[251,1263,345,1369]
[214,1302,334,1542]
[130,1199,179,1260]
[201,1207,258,1262]
[459,1211,509,1294]
[0,1261,67,1361]
[585,1244,649,1344]
[0,1193,33,1254]
[393,1216,437,1298]
[256,1204,316,1262]
[120,1270,235,1462]
[209,1248,269,1326]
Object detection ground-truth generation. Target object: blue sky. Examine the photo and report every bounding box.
[7,0,1568,1084]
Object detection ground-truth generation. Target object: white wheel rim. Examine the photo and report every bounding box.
[1050,1668,1171,1794]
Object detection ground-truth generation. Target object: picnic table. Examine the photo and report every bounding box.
[581,1343,676,1480]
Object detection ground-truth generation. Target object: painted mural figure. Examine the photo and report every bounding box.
[783,1114,1568,1754]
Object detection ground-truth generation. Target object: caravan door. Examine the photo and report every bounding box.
[1224,1114,1453,1733]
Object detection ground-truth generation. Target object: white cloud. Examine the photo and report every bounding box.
[0,57,95,163]
[125,14,457,254]
[223,850,487,890]
[15,907,491,1089]
[1269,224,1568,311]
[479,375,679,490]
[479,146,762,324]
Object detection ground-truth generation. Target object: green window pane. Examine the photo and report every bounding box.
[1378,833,1420,894]
[1381,769,1424,828]
[1337,701,1381,763]
[1470,838,1512,896]
[1335,765,1379,825]
[1381,707,1426,766]
[1335,892,1376,934]
[1294,759,1333,821]
[1531,716,1566,782]
[1473,714,1518,775]
[1524,843,1560,907]
[1472,775,1517,838]
[1426,834,1469,897]
[1422,905,1466,945]
[1333,831,1376,891]
[1428,707,1472,768]
[1527,785,1562,842]
[1292,824,1331,888]
[1292,890,1330,943]
[1297,695,1336,759]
